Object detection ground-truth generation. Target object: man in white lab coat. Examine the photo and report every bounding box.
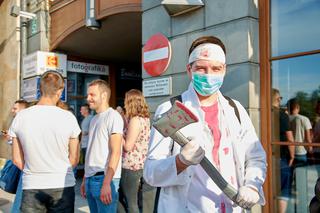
[143,36,267,212]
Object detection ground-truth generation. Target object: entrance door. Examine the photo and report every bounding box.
[115,64,142,108]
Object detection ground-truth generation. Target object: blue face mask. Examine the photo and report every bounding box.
[192,72,224,96]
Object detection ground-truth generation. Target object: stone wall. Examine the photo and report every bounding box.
[0,0,20,159]
[0,0,50,159]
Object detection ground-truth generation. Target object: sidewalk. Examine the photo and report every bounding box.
[0,178,90,213]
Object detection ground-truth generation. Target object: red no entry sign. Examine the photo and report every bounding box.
[142,33,172,77]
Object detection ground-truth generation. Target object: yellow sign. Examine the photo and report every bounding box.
[23,51,67,78]
[46,56,58,68]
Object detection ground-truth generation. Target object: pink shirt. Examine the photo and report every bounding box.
[200,102,227,212]
[201,102,221,166]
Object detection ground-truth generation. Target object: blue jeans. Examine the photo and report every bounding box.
[295,154,307,167]
[11,173,22,213]
[280,158,293,200]
[85,175,118,213]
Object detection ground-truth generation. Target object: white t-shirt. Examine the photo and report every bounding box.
[8,105,81,190]
[81,115,94,148]
[85,108,123,178]
[289,114,312,155]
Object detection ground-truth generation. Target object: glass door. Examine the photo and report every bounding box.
[269,0,320,212]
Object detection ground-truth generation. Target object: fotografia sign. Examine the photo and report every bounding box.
[67,61,109,75]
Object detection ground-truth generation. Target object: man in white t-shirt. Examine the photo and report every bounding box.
[1,99,28,213]
[80,104,93,162]
[80,79,123,213]
[288,98,313,166]
[9,70,81,212]
[1,99,28,143]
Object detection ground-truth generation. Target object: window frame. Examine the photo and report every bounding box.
[260,0,320,212]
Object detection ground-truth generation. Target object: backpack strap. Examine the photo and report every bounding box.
[154,187,161,212]
[170,95,182,105]
[224,95,241,124]
[170,94,241,124]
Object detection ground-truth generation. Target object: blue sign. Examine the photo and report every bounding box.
[60,82,67,102]
[23,77,67,102]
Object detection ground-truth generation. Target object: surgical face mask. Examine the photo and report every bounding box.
[192,72,224,96]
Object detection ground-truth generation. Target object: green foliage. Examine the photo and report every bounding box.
[293,86,320,124]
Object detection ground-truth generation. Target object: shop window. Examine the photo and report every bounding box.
[269,0,320,211]
[271,54,320,212]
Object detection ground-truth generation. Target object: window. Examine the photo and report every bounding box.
[271,0,320,57]
[269,1,320,212]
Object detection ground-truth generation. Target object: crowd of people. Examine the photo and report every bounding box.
[272,89,320,212]
[0,36,268,213]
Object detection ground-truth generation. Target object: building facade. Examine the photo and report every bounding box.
[0,0,21,158]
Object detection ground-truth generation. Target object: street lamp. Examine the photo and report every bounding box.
[10,5,36,20]
[86,0,101,30]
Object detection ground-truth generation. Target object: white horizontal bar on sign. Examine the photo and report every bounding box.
[143,47,169,63]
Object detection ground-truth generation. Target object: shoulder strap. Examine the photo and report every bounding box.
[170,95,182,105]
[224,95,241,124]
[168,95,182,154]
[170,94,241,124]
[154,187,161,212]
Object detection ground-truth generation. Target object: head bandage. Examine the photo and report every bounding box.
[188,43,226,64]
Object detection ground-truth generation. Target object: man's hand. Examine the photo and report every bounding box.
[236,186,260,209]
[100,182,112,204]
[1,130,11,141]
[80,178,86,198]
[288,157,294,167]
[178,140,205,166]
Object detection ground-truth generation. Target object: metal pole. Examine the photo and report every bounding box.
[20,0,27,98]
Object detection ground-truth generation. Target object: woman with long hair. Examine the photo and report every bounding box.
[118,89,151,213]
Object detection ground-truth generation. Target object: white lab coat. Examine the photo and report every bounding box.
[143,84,267,213]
